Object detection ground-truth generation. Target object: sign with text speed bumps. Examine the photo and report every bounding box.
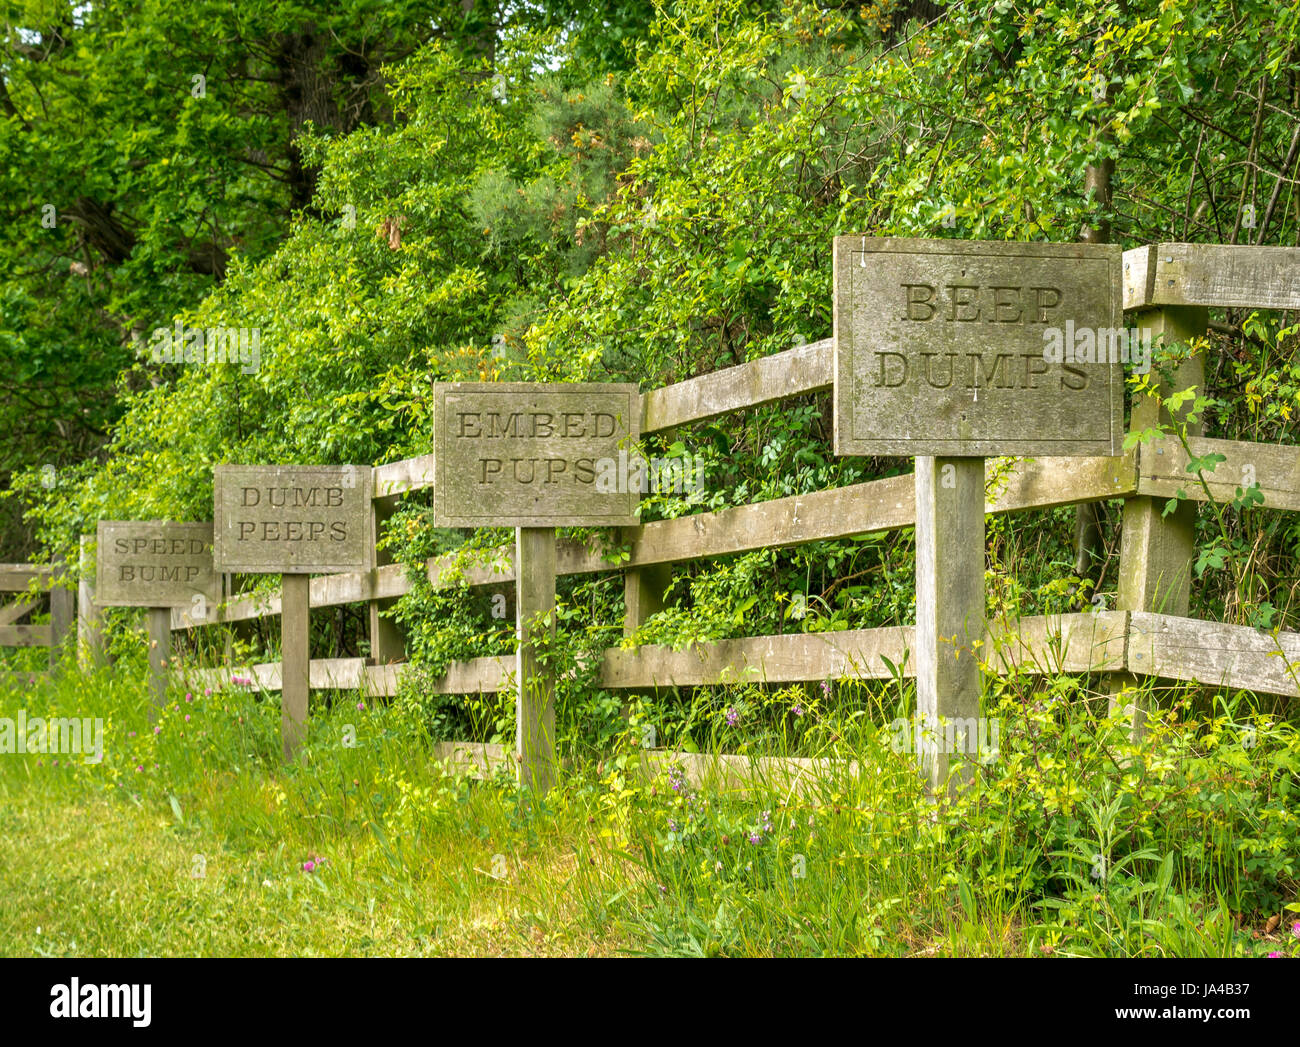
[834,238,1123,457]
[214,465,372,573]
[96,521,222,609]
[432,382,641,528]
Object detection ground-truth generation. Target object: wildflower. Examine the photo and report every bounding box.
[668,764,686,794]
[185,693,192,702]
[748,833,762,844]
[1293,922,1300,940]
[668,819,680,833]
[657,884,666,895]
[820,679,832,698]
[184,715,191,722]
[1268,951,1281,958]
[135,765,143,773]
[792,705,804,717]
[204,688,212,696]
[356,701,365,711]
[303,860,316,873]
[128,731,135,737]
[153,726,161,735]
[726,707,739,727]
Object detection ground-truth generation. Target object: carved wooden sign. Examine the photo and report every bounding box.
[213,465,372,573]
[96,521,222,610]
[432,382,641,528]
[833,238,1124,457]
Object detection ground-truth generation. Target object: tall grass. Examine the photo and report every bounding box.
[1,643,1298,957]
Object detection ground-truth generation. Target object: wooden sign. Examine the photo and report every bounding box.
[432,382,641,528]
[213,465,372,574]
[833,238,1123,457]
[96,521,221,610]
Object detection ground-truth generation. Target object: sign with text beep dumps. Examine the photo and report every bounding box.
[833,237,1123,457]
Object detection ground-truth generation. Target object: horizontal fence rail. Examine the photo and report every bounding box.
[188,610,1300,702]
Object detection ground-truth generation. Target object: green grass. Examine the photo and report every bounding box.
[2,654,1298,957]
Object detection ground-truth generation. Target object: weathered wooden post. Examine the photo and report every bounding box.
[77,535,107,670]
[623,559,670,638]
[48,557,74,672]
[280,573,310,757]
[1110,246,1209,734]
[833,237,1123,794]
[214,465,372,760]
[433,382,641,791]
[368,493,407,665]
[515,526,557,789]
[96,521,221,708]
[913,455,985,792]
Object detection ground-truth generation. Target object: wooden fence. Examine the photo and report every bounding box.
[64,242,1300,781]
[0,561,73,682]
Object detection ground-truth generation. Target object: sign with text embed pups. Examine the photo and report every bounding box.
[432,382,641,528]
[213,465,372,573]
[833,237,1123,457]
[96,521,222,609]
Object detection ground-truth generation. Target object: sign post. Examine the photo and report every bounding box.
[96,521,222,709]
[214,465,372,760]
[834,237,1123,793]
[433,382,641,790]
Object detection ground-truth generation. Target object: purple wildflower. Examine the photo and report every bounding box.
[726,707,739,727]
[303,860,317,873]
[792,705,804,717]
[1293,921,1300,940]
[748,833,762,844]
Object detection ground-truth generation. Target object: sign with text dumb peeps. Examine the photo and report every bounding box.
[833,238,1123,457]
[214,465,372,573]
[96,521,222,609]
[432,382,641,528]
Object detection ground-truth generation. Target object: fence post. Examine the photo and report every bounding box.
[77,536,106,670]
[281,573,310,760]
[623,560,671,638]
[516,527,556,790]
[49,558,74,671]
[914,455,985,795]
[368,494,406,664]
[146,607,170,707]
[1110,304,1208,734]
